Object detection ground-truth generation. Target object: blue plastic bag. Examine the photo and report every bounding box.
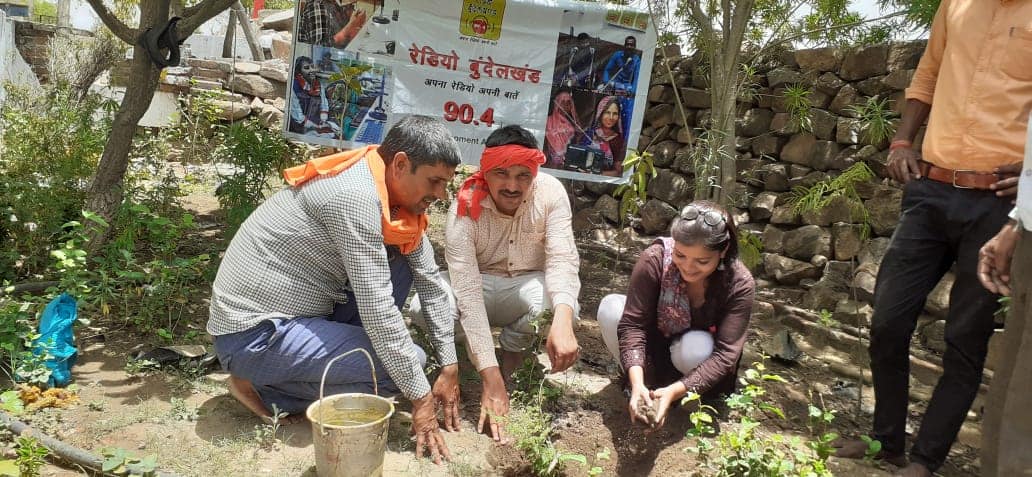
[33,293,78,387]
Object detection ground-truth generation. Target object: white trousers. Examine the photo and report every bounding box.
[596,293,714,375]
[409,271,552,352]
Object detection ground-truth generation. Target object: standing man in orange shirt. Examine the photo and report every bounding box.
[834,1,1032,476]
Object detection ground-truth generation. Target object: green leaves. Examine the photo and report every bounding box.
[0,390,24,415]
[214,120,298,238]
[101,447,158,476]
[685,358,836,477]
[783,84,814,133]
[789,161,876,240]
[614,150,657,225]
[846,96,899,145]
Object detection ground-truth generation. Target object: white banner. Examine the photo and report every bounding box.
[285,0,656,182]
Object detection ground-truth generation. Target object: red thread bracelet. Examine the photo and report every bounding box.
[889,140,912,151]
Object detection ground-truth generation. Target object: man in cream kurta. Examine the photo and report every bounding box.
[411,125,581,442]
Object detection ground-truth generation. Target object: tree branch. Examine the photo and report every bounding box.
[646,0,695,144]
[756,11,908,59]
[177,0,238,41]
[687,0,717,56]
[757,1,810,52]
[83,0,136,43]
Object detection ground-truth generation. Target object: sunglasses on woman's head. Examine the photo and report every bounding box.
[680,205,726,227]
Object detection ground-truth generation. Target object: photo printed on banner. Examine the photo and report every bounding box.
[288,44,393,147]
[542,6,644,179]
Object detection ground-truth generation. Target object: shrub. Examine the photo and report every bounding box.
[0,84,116,281]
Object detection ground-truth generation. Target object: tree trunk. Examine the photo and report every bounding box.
[231,1,264,61]
[701,48,739,207]
[84,0,169,243]
[85,47,161,232]
[222,9,236,58]
[56,0,70,27]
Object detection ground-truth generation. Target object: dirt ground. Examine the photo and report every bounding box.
[12,188,983,477]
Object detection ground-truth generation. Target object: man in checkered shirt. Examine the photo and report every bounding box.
[208,116,461,463]
[297,0,368,48]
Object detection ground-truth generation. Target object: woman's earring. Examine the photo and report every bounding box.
[717,261,726,271]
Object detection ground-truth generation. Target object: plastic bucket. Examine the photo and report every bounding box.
[306,349,394,477]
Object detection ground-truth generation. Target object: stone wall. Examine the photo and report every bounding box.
[573,41,972,355]
[149,57,289,130]
[12,19,93,83]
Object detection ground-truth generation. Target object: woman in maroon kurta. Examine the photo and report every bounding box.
[597,200,755,428]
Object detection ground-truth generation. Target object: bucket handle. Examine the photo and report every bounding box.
[317,348,378,434]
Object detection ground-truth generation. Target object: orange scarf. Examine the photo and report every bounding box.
[455,144,546,220]
[282,145,428,254]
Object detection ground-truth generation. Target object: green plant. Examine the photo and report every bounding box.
[783,84,814,132]
[587,447,611,476]
[253,404,288,450]
[790,162,877,239]
[737,232,764,269]
[214,119,298,236]
[860,434,883,461]
[171,87,224,165]
[100,447,158,477]
[685,359,835,477]
[846,96,898,145]
[0,83,115,281]
[738,64,761,104]
[0,390,24,415]
[124,358,160,377]
[685,129,735,198]
[996,296,1011,319]
[30,0,56,23]
[328,62,374,142]
[14,436,48,477]
[169,397,200,422]
[509,310,562,407]
[817,309,837,327]
[501,310,594,476]
[506,404,590,477]
[613,150,657,226]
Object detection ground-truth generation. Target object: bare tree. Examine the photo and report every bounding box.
[83,0,237,239]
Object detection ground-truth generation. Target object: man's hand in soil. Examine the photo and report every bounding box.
[978,220,1021,296]
[545,304,579,373]
[991,162,1023,199]
[411,392,451,464]
[478,367,510,443]
[887,145,922,184]
[648,382,687,431]
[432,363,461,432]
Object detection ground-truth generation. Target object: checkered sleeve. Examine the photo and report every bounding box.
[406,236,458,367]
[298,2,329,46]
[320,189,431,400]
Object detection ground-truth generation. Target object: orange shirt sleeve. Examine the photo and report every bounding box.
[905,0,950,104]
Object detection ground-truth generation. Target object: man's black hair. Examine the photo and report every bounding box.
[380,115,462,170]
[484,125,539,149]
[624,35,637,47]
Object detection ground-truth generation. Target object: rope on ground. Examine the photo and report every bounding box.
[0,411,184,477]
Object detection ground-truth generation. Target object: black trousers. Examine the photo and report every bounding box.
[869,178,1011,471]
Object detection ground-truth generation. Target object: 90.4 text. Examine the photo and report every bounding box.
[443,101,495,127]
